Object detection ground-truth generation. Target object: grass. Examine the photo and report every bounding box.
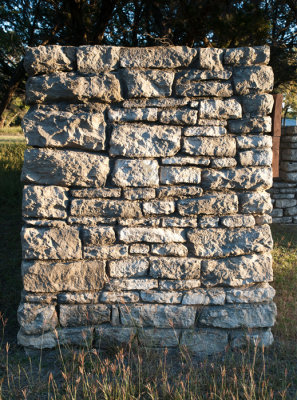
[0,143,297,399]
[0,127,25,144]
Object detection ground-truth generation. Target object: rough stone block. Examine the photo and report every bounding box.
[149,257,201,279]
[109,258,149,278]
[182,288,225,305]
[22,148,109,187]
[140,291,183,304]
[183,137,236,157]
[143,201,175,215]
[159,109,197,125]
[232,66,274,94]
[220,215,255,228]
[228,117,271,133]
[17,330,56,349]
[255,215,272,225]
[130,244,150,254]
[77,45,120,72]
[82,227,115,246]
[17,303,58,335]
[176,81,233,97]
[151,243,188,257]
[282,149,297,161]
[108,108,158,122]
[211,158,237,169]
[240,94,274,115]
[123,188,155,200]
[184,126,227,137]
[84,245,128,260]
[71,188,121,199]
[198,216,219,228]
[70,199,142,218]
[176,69,231,82]
[59,304,110,327]
[199,48,224,70]
[100,291,139,303]
[161,217,197,227]
[160,166,201,185]
[138,328,180,347]
[226,283,275,303]
[199,99,242,119]
[157,186,203,199]
[239,149,272,167]
[106,278,158,291]
[178,193,238,216]
[112,159,159,187]
[280,162,297,172]
[236,135,272,149]
[230,329,273,349]
[95,326,136,348]
[224,46,270,65]
[159,280,201,291]
[161,156,210,166]
[119,227,186,243]
[110,124,181,157]
[180,329,228,355]
[239,192,272,214]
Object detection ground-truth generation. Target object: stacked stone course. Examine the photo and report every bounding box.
[270,126,297,223]
[18,45,276,355]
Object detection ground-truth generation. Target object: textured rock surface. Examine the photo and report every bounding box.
[77,46,120,72]
[183,137,236,157]
[178,194,238,215]
[149,257,201,279]
[180,329,228,355]
[112,159,159,187]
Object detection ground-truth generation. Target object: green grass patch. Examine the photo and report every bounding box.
[0,126,23,136]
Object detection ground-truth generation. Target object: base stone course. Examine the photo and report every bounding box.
[18,44,276,355]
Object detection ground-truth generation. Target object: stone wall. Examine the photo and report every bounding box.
[18,45,276,355]
[270,126,297,223]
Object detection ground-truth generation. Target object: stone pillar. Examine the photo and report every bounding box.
[18,45,276,355]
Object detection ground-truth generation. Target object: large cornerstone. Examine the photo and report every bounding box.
[18,45,276,354]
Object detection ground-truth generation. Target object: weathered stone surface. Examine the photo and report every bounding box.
[119,227,186,243]
[193,118,228,126]
[71,188,121,198]
[68,216,116,226]
[17,330,56,349]
[120,304,196,328]
[22,292,56,304]
[159,280,201,291]
[199,99,242,119]
[123,98,190,108]
[280,162,297,172]
[183,137,236,157]
[138,328,180,347]
[57,292,101,304]
[70,199,142,218]
[123,188,156,200]
[236,135,272,149]
[176,69,231,82]
[143,201,175,215]
[282,149,297,161]
[60,304,110,327]
[21,226,82,260]
[178,194,238,216]
[118,218,160,227]
[22,148,109,187]
[130,244,150,254]
[226,283,275,303]
[224,46,270,65]
[22,260,106,292]
[199,48,224,70]
[151,243,188,257]
[284,206,297,216]
[220,215,255,228]
[22,108,106,150]
[159,109,197,125]
[160,166,201,185]
[279,170,297,182]
[140,291,183,304]
[24,219,67,228]
[100,291,139,303]
[274,198,297,208]
[240,94,274,115]
[176,81,233,97]
[84,245,129,259]
[230,329,273,348]
[211,158,237,169]
[77,45,120,72]
[232,66,274,94]
[110,124,181,157]
[24,46,76,75]
[109,258,149,278]
[82,227,115,246]
[162,156,210,166]
[112,159,159,187]
[198,216,219,228]
[199,303,276,328]
[17,303,58,335]
[161,217,197,227]
[108,108,158,122]
[22,185,68,219]
[149,257,201,279]
[95,326,136,348]
[228,117,271,133]
[202,252,273,287]
[180,329,228,355]
[188,225,272,258]
[239,192,272,214]
[255,215,272,225]
[182,288,225,305]
[184,126,227,137]
[26,72,122,104]
[106,278,158,291]
[157,186,203,199]
[120,46,197,68]
[202,168,273,190]
[123,69,174,98]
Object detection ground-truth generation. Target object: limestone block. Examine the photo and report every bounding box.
[161,217,197,227]
[236,135,272,149]
[211,158,237,169]
[176,69,231,82]
[233,66,274,94]
[151,243,188,257]
[282,149,297,161]
[106,278,158,291]
[240,94,274,115]
[162,156,210,166]
[159,280,201,291]
[95,326,136,348]
[22,185,68,219]
[187,225,273,258]
[239,192,272,214]
[199,48,224,70]
[68,216,116,226]
[26,72,122,104]
[21,226,82,260]
[100,291,139,303]
[110,124,181,157]
[184,126,227,137]
[230,329,273,349]
[280,162,297,172]
[84,245,128,260]
[71,188,121,198]
[202,252,273,287]
[17,303,58,335]
[182,288,225,305]
[140,291,183,304]
[199,99,242,119]
[224,46,270,65]
[284,206,297,216]
[24,220,67,228]
[77,45,120,72]
[176,81,233,97]
[70,199,142,218]
[123,98,190,108]
[24,45,76,75]
[22,292,56,304]
[178,193,238,216]
[130,244,150,254]
[123,188,155,200]
[202,167,273,190]
[274,199,297,208]
[57,292,101,304]
[239,149,272,167]
[143,201,175,215]
[17,330,56,349]
[149,257,201,279]
[255,215,272,225]
[159,109,197,125]
[22,260,106,292]
[220,215,255,228]
[198,216,219,228]
[109,258,149,277]
[228,117,271,133]
[279,170,297,182]
[120,46,197,68]
[138,328,180,347]
[160,166,201,185]
[22,148,109,187]
[112,159,159,187]
[22,108,106,150]
[60,304,110,327]
[122,69,174,98]
[118,218,160,227]
[108,108,158,122]
[226,283,275,303]
[82,227,116,246]
[157,186,203,199]
[183,137,236,157]
[118,227,186,243]
[120,304,196,328]
[199,303,276,328]
[180,329,228,355]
